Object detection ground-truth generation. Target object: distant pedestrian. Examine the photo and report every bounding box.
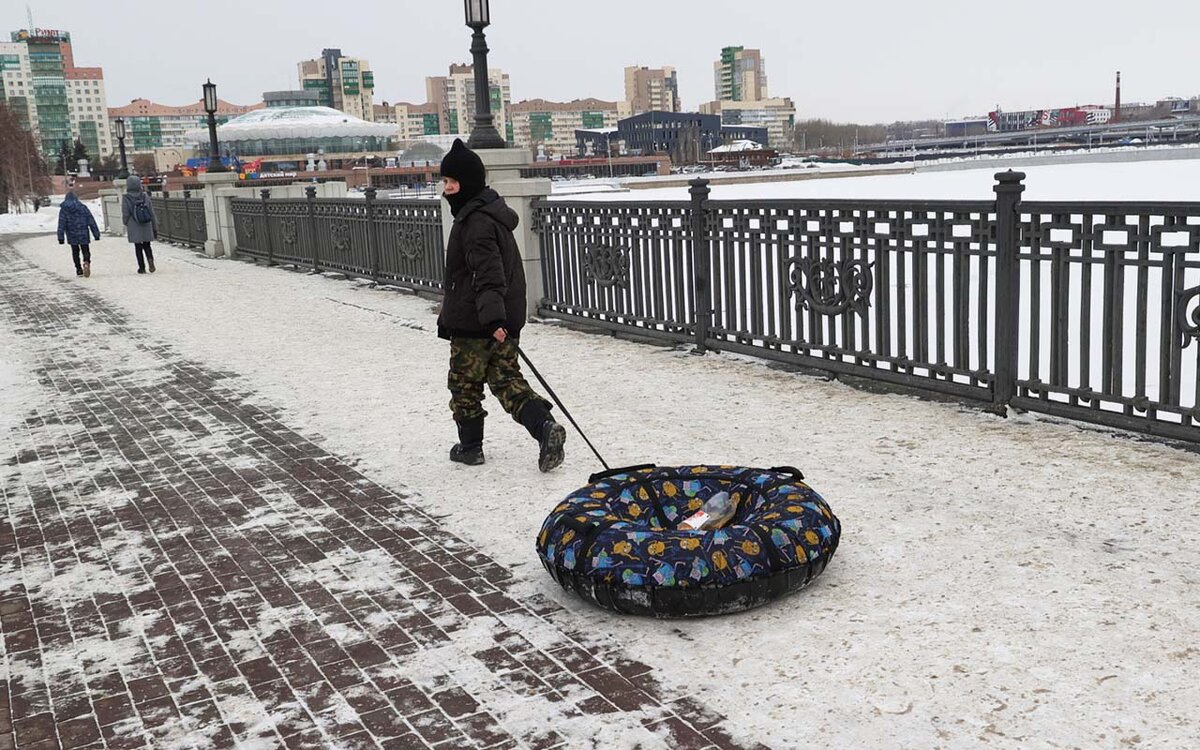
[56,191,101,278]
[121,176,157,274]
[437,138,566,471]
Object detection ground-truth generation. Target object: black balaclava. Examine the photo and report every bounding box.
[440,138,487,216]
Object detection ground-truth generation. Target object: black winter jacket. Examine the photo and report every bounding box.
[437,189,527,340]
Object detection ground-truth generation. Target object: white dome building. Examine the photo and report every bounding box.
[186,106,398,168]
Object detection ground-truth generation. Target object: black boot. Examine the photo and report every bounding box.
[450,417,484,466]
[519,401,566,473]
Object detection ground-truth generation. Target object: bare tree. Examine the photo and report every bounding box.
[794,118,946,154]
[0,102,52,214]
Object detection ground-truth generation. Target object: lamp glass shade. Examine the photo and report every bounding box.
[114,118,125,139]
[202,80,217,113]
[464,0,489,26]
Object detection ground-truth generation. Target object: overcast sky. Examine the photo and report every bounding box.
[10,1,1196,122]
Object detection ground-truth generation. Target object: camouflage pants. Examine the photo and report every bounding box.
[448,338,547,423]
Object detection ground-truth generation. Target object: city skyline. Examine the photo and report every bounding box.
[6,0,1197,125]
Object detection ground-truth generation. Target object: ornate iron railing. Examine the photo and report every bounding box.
[701,198,999,400]
[534,201,696,343]
[230,187,444,293]
[150,191,208,248]
[1014,201,1200,442]
[220,174,1199,443]
[534,174,1200,443]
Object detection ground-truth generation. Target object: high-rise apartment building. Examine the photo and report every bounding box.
[107,98,261,152]
[298,48,375,121]
[264,90,321,109]
[372,104,395,124]
[706,45,792,150]
[376,101,444,142]
[624,66,680,114]
[509,98,632,157]
[395,102,444,142]
[700,98,796,151]
[426,64,512,143]
[1,28,112,157]
[714,46,768,102]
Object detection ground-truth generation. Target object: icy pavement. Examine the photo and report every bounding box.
[3,233,1199,749]
[0,241,755,750]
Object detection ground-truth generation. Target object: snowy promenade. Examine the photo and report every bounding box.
[2,233,1198,749]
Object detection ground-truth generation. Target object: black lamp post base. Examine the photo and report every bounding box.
[117,139,129,180]
[467,126,507,150]
[206,112,228,173]
[466,26,506,151]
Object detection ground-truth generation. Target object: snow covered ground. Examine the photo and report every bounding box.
[555,158,1200,202]
[5,233,1197,748]
[0,196,107,235]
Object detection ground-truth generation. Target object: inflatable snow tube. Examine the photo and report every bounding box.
[536,464,840,618]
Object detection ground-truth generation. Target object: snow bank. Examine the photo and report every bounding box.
[0,197,107,236]
[0,203,60,234]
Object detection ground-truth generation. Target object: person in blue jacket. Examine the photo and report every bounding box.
[57,191,102,277]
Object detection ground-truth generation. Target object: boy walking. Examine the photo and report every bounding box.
[437,139,566,472]
[57,191,101,277]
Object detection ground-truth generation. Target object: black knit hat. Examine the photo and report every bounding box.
[440,138,487,200]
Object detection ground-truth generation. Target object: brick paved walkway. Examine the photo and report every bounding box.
[0,242,761,750]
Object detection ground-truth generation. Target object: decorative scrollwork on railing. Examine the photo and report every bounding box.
[330,221,351,252]
[785,256,874,315]
[397,228,424,260]
[583,244,629,287]
[193,214,206,234]
[281,219,298,246]
[239,217,255,242]
[172,213,185,230]
[1179,285,1200,348]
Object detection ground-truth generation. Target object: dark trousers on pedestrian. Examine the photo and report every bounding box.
[134,242,154,272]
[70,244,91,273]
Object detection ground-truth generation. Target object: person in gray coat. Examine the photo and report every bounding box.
[121,175,158,273]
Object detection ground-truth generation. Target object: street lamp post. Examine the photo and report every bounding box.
[114,118,129,179]
[202,79,228,173]
[463,0,505,149]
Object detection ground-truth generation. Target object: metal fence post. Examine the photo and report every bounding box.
[993,170,1026,409]
[305,185,319,273]
[160,190,171,243]
[261,188,274,266]
[182,190,192,245]
[689,178,712,354]
[365,186,379,282]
